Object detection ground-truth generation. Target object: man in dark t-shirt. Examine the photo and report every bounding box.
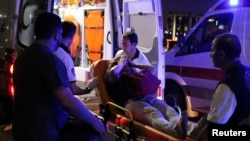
[13,44,69,141]
[13,13,106,141]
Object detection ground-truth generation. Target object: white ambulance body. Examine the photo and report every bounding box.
[165,0,250,116]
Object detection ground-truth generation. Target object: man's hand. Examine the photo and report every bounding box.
[85,77,99,89]
[91,117,107,136]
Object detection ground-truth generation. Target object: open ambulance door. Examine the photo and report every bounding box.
[122,0,165,100]
[0,0,19,123]
[0,0,53,124]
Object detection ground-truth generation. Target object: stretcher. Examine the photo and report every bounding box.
[90,59,195,141]
[84,10,104,64]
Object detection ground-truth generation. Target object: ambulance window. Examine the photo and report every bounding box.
[17,1,52,48]
[177,13,233,56]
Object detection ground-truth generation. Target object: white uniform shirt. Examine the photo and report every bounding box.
[207,83,237,124]
[115,50,151,72]
[54,47,76,82]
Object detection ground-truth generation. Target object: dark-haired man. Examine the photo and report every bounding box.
[208,33,250,125]
[188,33,250,140]
[13,13,105,141]
[54,21,98,96]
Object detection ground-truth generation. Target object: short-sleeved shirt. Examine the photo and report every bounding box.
[105,49,151,106]
[115,50,151,72]
[13,43,69,141]
[54,46,76,82]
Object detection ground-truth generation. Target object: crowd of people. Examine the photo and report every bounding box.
[1,11,250,141]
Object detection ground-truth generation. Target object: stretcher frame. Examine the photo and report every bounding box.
[90,59,194,141]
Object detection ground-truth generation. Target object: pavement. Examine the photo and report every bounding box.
[0,125,14,141]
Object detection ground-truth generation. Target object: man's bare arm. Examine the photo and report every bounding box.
[53,86,106,135]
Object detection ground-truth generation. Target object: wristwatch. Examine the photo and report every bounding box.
[86,87,92,93]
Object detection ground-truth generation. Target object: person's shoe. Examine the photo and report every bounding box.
[3,123,12,131]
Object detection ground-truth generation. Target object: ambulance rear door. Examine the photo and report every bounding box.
[0,0,54,123]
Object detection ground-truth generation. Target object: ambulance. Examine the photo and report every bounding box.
[2,0,248,139]
[164,0,250,117]
[0,0,173,139]
[0,0,164,135]
[1,0,247,119]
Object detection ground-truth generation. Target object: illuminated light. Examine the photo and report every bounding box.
[119,117,126,125]
[7,64,15,96]
[229,0,239,6]
[216,20,219,26]
[208,18,215,22]
[8,84,15,96]
[10,64,14,74]
[218,25,224,30]
[115,115,126,125]
[11,85,15,96]
[157,86,162,97]
[115,115,122,125]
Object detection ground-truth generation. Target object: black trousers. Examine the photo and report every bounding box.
[60,119,101,141]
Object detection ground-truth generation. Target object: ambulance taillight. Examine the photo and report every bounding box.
[5,48,16,97]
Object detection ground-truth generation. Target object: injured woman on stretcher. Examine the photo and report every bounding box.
[104,54,190,139]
